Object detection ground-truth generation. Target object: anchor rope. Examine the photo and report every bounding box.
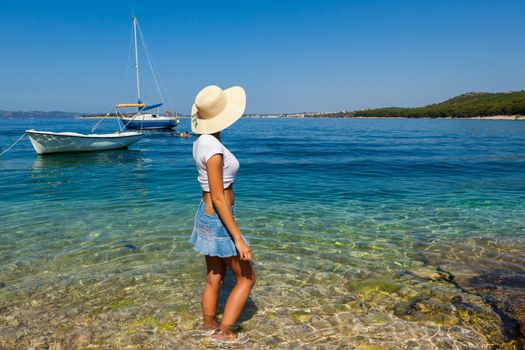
[0,131,27,157]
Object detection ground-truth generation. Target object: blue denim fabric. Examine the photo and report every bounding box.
[189,200,238,257]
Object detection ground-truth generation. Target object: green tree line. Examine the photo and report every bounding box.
[350,91,525,118]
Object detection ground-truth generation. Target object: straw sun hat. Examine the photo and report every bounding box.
[191,85,246,134]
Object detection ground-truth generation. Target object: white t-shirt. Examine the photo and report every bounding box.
[193,134,240,192]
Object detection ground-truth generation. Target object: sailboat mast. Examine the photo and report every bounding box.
[133,16,141,104]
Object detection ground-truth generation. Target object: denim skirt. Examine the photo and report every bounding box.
[189,200,238,257]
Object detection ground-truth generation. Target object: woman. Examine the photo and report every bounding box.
[188,85,256,345]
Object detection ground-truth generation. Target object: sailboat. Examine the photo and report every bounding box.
[24,19,159,155]
[119,17,179,130]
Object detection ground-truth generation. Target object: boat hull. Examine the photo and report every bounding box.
[121,116,179,130]
[26,130,143,155]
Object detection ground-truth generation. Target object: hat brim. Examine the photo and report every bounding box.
[191,86,246,134]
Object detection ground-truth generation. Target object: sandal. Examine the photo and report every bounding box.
[190,324,217,337]
[210,329,249,346]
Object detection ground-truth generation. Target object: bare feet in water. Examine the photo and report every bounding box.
[210,329,249,345]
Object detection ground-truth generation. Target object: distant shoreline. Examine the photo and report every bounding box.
[1,114,523,120]
[3,90,525,120]
[353,115,525,120]
[117,114,525,120]
[240,115,525,120]
[79,114,186,119]
[465,115,525,120]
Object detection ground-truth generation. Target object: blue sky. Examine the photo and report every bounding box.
[1,0,525,113]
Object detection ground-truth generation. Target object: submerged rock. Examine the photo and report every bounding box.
[470,270,525,289]
[507,299,525,342]
[73,332,91,347]
[409,267,444,281]
[291,310,311,325]
[393,280,519,346]
[107,298,134,310]
[348,277,401,294]
[393,295,458,326]
[423,249,525,345]
[122,244,139,252]
[356,345,390,350]
[48,342,63,350]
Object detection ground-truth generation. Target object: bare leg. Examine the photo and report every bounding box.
[218,256,256,335]
[202,256,226,328]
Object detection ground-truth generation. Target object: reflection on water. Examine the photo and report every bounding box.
[0,117,525,349]
[32,149,144,169]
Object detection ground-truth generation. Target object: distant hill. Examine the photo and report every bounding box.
[0,110,82,119]
[352,91,525,118]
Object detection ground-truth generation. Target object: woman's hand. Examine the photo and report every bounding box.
[235,237,252,260]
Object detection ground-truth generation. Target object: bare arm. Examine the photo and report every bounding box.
[206,154,252,260]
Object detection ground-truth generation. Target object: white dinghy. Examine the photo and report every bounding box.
[26,129,143,155]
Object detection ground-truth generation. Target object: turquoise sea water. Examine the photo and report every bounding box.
[1,117,525,349]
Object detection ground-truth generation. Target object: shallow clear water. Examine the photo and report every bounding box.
[1,117,524,349]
